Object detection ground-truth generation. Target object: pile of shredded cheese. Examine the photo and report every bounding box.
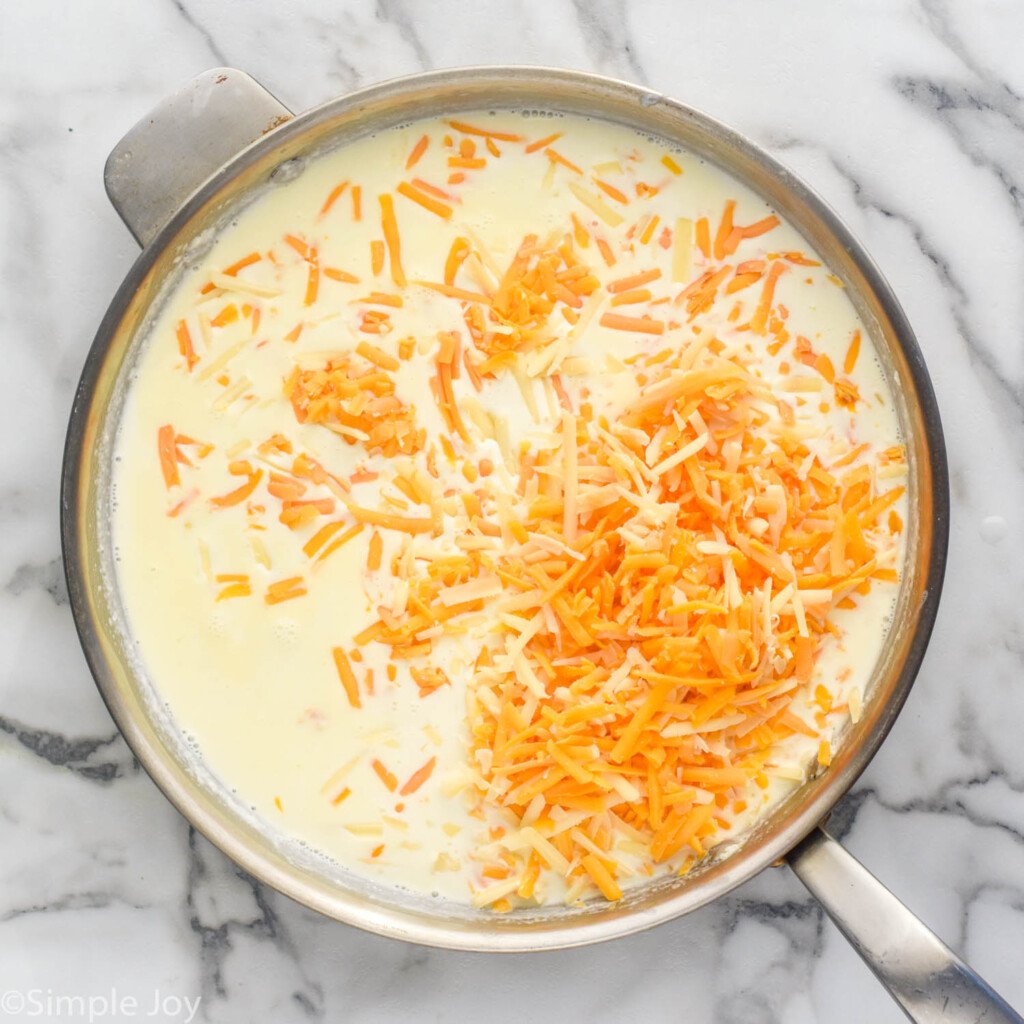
[151,116,905,909]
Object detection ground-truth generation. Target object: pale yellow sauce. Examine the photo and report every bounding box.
[113,112,904,905]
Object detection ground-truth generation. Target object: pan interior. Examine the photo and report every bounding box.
[66,68,942,950]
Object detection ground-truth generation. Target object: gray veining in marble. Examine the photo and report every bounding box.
[1,1,1022,1021]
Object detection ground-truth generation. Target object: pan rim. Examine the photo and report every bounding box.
[60,63,949,951]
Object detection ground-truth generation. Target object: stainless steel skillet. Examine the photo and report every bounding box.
[60,66,1020,1022]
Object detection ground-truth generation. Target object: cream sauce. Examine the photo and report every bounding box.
[113,112,905,905]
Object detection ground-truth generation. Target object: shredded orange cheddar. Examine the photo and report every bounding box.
[175,320,198,371]
[347,314,902,905]
[304,246,320,306]
[399,757,437,796]
[210,303,239,328]
[333,647,362,708]
[406,134,429,170]
[608,268,661,293]
[284,353,425,458]
[371,758,399,792]
[199,251,261,294]
[844,330,861,374]
[447,119,522,142]
[599,312,666,335]
[265,576,306,605]
[397,180,453,220]
[695,217,711,259]
[324,266,359,284]
[379,194,406,287]
[546,148,583,175]
[210,469,262,508]
[157,425,180,489]
[315,523,364,564]
[367,530,383,571]
[284,233,310,258]
[320,180,349,216]
[525,131,563,154]
[750,260,787,334]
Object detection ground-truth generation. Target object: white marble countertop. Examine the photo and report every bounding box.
[3,1,1023,1021]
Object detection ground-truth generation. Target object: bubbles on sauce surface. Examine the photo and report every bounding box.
[272,617,299,645]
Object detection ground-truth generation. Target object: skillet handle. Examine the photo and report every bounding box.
[787,828,1022,1022]
[103,67,292,248]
